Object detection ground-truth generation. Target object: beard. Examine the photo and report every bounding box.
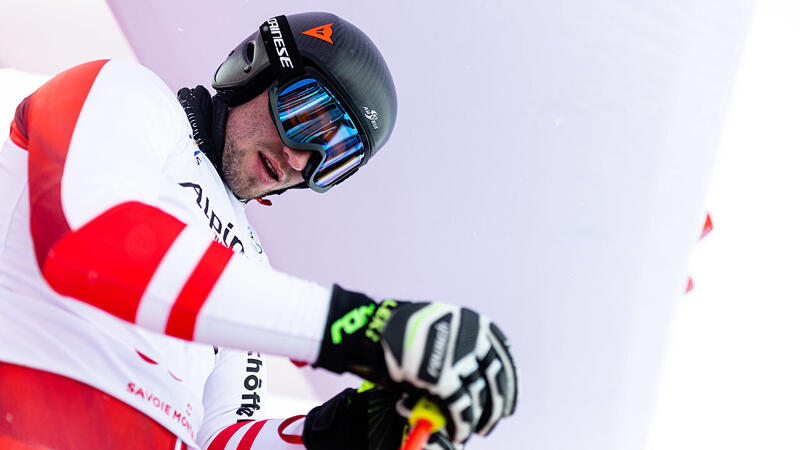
[221,139,269,201]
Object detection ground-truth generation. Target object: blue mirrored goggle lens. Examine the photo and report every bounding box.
[276,78,364,188]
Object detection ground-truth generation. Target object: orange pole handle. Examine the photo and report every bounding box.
[402,418,434,450]
[400,398,446,450]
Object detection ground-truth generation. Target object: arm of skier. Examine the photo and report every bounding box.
[197,349,307,449]
[198,351,457,450]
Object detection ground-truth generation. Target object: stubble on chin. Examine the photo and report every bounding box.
[221,140,267,201]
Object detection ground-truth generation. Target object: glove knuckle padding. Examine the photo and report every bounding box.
[381,304,520,443]
[382,303,456,389]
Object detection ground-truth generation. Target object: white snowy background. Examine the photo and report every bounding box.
[645,2,800,449]
[1,1,798,449]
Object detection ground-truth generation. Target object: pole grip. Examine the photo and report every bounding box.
[401,398,446,450]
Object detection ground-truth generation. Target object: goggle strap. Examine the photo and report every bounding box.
[259,16,306,83]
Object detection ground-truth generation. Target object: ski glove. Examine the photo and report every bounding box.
[313,285,519,444]
[302,384,459,450]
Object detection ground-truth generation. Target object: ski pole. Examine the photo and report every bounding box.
[401,397,446,450]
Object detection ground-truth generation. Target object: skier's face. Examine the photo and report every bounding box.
[222,90,312,200]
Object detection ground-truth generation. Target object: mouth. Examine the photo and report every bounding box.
[258,152,280,182]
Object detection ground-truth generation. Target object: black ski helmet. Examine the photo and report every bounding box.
[212,12,397,191]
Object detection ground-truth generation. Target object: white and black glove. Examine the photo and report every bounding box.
[313,285,519,444]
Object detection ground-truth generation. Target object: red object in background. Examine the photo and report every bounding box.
[685,213,712,295]
[700,213,713,240]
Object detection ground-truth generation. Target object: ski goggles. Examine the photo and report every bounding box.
[269,73,367,192]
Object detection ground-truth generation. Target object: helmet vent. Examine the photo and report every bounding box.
[245,41,255,64]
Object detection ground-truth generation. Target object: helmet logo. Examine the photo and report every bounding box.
[362,107,379,130]
[302,23,334,44]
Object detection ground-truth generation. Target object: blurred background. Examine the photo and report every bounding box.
[2,1,798,449]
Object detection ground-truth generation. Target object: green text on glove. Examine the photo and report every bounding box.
[365,300,397,343]
[331,304,375,344]
[330,300,399,345]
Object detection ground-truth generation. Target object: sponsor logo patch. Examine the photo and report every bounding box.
[363,107,379,130]
[179,182,245,254]
[302,23,334,44]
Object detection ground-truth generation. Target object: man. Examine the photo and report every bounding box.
[0,12,518,449]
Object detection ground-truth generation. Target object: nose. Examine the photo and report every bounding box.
[283,146,312,172]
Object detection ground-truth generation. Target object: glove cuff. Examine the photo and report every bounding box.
[313,285,401,381]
